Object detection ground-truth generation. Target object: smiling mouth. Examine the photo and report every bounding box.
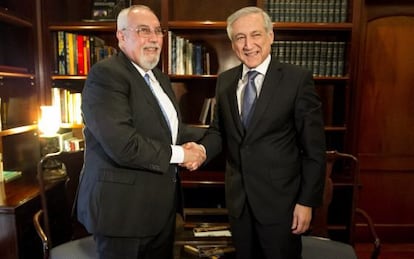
[144,46,159,52]
[245,49,259,55]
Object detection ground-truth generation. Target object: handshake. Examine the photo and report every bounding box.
[180,142,206,171]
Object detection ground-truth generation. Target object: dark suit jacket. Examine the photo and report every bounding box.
[200,59,326,225]
[77,51,200,237]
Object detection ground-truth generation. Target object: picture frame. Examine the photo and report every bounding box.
[91,0,131,21]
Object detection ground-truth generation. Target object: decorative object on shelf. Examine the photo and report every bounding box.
[91,0,131,21]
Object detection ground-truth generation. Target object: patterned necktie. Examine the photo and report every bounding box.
[241,70,259,127]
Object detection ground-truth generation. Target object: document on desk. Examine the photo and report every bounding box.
[193,225,232,237]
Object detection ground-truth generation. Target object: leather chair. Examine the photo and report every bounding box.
[33,150,97,259]
[302,150,380,259]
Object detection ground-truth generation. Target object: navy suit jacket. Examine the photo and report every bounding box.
[77,51,200,237]
[200,59,326,224]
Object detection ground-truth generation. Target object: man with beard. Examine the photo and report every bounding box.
[77,5,206,259]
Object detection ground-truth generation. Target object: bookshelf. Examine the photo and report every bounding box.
[39,0,361,244]
[0,0,42,173]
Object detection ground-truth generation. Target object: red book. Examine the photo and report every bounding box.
[77,34,85,75]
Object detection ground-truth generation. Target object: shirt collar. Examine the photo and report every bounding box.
[131,61,155,82]
[241,54,271,80]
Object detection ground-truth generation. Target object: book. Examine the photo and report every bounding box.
[184,245,235,258]
[193,225,231,237]
[199,98,212,125]
[197,245,235,257]
[3,171,22,183]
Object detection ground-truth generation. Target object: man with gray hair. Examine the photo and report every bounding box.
[184,6,326,258]
[77,5,205,259]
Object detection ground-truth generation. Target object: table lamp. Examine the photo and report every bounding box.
[38,106,66,180]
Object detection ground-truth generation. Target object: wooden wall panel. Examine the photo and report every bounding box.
[355,13,414,241]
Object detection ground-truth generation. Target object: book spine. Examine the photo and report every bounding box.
[77,34,85,75]
[57,31,67,75]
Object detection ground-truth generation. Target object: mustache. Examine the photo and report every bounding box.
[143,44,161,50]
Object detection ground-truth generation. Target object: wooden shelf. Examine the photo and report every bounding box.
[0,7,32,27]
[168,21,353,31]
[52,75,87,80]
[0,71,35,79]
[49,21,116,31]
[168,21,226,29]
[60,123,83,129]
[0,124,37,137]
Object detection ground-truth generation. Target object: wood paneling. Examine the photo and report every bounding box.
[355,6,414,242]
[358,16,414,157]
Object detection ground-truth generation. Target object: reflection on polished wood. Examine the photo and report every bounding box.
[0,173,66,259]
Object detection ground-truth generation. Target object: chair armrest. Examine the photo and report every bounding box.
[33,210,50,259]
[356,208,381,259]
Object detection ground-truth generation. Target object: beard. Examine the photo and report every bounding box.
[140,56,159,70]
[139,45,161,70]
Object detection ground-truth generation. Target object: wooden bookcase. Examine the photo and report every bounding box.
[39,0,361,243]
[0,0,41,172]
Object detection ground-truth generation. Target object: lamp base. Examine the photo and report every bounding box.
[42,157,67,181]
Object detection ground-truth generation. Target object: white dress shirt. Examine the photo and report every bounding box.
[132,62,184,163]
[236,55,271,115]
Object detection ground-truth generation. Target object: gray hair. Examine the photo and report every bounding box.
[226,6,273,40]
[117,5,153,31]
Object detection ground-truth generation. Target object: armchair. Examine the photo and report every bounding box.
[302,150,381,259]
[33,150,97,259]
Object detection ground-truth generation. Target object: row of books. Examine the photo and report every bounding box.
[265,0,348,23]
[55,31,117,75]
[272,40,346,77]
[56,131,85,152]
[51,88,82,125]
[168,31,211,75]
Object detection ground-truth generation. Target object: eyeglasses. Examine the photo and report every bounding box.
[123,26,167,38]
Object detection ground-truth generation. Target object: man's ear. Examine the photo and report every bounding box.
[116,30,125,42]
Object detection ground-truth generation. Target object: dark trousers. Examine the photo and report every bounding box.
[229,202,302,259]
[94,211,176,259]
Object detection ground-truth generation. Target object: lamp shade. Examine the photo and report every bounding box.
[38,106,60,136]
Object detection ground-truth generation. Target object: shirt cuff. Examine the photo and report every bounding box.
[170,145,184,164]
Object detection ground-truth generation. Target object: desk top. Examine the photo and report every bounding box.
[0,174,64,213]
[175,226,233,246]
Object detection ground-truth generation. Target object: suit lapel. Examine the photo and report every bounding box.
[247,60,283,133]
[118,52,173,140]
[153,69,182,122]
[225,67,245,137]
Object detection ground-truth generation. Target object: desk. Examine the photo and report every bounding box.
[0,174,65,259]
[174,225,234,259]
